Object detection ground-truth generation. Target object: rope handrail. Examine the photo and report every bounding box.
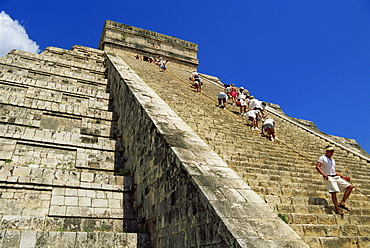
[190,70,370,162]
[136,60,370,198]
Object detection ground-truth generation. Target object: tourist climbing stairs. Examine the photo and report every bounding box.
[121,54,370,248]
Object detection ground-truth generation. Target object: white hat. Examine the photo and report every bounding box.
[325,145,335,151]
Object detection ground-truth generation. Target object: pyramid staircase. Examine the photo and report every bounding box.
[0,47,149,247]
[118,54,370,248]
[1,44,369,247]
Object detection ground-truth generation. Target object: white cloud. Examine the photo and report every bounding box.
[0,11,40,57]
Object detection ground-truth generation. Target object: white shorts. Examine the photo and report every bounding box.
[324,176,351,193]
[263,123,274,130]
[237,99,247,106]
[218,93,227,99]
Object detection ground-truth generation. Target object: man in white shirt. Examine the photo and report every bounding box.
[248,96,265,117]
[237,87,247,115]
[261,118,277,141]
[217,92,228,109]
[316,145,354,215]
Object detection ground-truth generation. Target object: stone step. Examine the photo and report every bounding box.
[0,72,109,97]
[253,186,370,207]
[0,96,111,119]
[0,215,126,233]
[261,192,370,207]
[245,175,370,196]
[41,46,106,67]
[0,78,110,103]
[282,213,370,225]
[0,164,125,189]
[0,126,117,152]
[1,50,106,80]
[0,230,143,248]
[302,235,370,248]
[0,61,106,85]
[0,113,114,139]
[269,202,370,216]
[118,52,370,246]
[291,223,370,239]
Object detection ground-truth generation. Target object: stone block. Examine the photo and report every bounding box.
[1,192,15,199]
[51,195,65,206]
[17,216,32,230]
[52,187,65,196]
[65,197,79,206]
[101,184,114,190]
[199,186,226,201]
[319,237,353,248]
[66,206,83,216]
[96,191,106,199]
[19,230,36,248]
[108,198,122,209]
[65,188,78,196]
[303,225,327,237]
[80,207,94,217]
[110,208,124,219]
[93,208,110,218]
[1,215,20,229]
[77,189,87,197]
[112,192,123,199]
[218,218,259,239]
[81,172,94,182]
[23,128,36,139]
[85,189,96,198]
[92,198,108,208]
[79,197,91,207]
[0,149,14,160]
[80,182,92,188]
[221,188,247,202]
[75,232,88,247]
[2,230,21,247]
[211,201,277,219]
[12,166,31,177]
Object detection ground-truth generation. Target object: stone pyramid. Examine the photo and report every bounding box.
[0,20,369,247]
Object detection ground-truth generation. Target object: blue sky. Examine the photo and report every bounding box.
[1,1,369,153]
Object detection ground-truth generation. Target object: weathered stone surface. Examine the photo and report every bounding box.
[1,20,370,248]
[0,46,134,247]
[106,53,309,247]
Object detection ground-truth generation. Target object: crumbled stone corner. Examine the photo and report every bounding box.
[199,73,222,84]
[292,117,318,130]
[265,102,282,111]
[330,135,368,155]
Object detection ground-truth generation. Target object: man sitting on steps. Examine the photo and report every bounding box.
[316,145,354,215]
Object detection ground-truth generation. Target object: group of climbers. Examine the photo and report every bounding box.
[136,54,168,71]
[217,83,277,141]
[219,81,354,213]
[147,62,353,216]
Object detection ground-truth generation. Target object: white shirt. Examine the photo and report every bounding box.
[247,109,259,118]
[263,118,274,126]
[318,155,336,175]
[218,92,228,99]
[237,92,246,100]
[249,99,262,110]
